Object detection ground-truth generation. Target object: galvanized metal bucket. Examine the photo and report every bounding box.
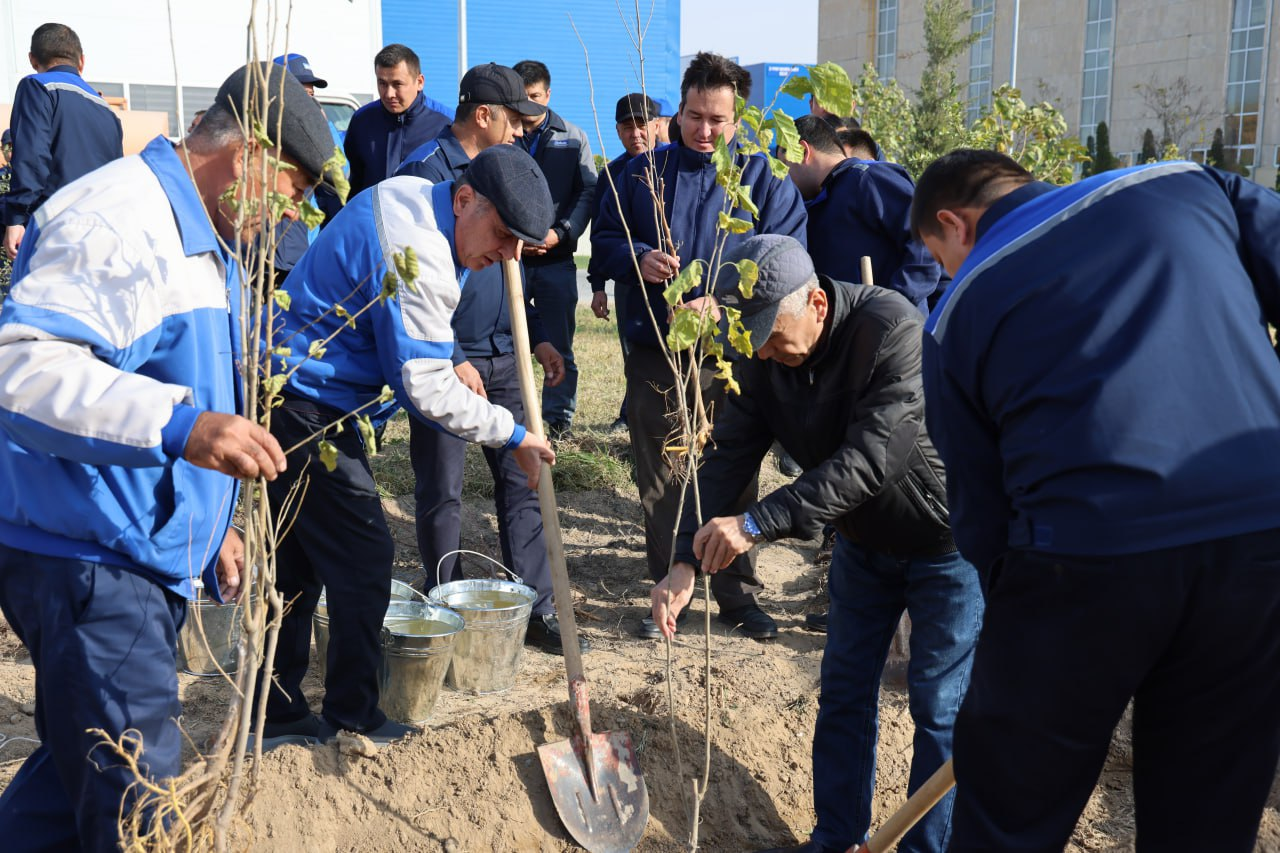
[378,601,465,724]
[314,578,427,682]
[426,551,536,695]
[178,581,242,677]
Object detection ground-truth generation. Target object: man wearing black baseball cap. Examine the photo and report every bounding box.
[0,61,332,847]
[256,144,558,748]
[650,234,982,853]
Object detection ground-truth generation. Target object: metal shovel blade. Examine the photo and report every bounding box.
[538,730,648,853]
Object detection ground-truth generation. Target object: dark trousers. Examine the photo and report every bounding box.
[0,548,185,852]
[813,538,982,852]
[259,396,393,732]
[525,259,579,427]
[411,353,553,614]
[625,342,760,608]
[950,529,1280,853]
[613,281,632,421]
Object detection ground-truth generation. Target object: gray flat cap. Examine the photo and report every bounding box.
[465,145,554,245]
[716,235,816,343]
[214,62,334,182]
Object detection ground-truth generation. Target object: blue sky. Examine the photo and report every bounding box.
[681,0,819,65]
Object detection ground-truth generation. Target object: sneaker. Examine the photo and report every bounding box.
[249,714,322,751]
[638,609,689,639]
[525,613,591,656]
[318,717,421,747]
[804,611,829,633]
[717,603,779,640]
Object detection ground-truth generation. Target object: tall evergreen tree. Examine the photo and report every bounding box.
[1140,128,1158,163]
[1082,134,1096,177]
[1207,127,1226,169]
[1093,122,1117,173]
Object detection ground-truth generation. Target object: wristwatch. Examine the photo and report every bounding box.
[741,511,766,544]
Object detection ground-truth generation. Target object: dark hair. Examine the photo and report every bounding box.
[185,104,242,149]
[375,43,421,77]
[680,51,751,106]
[839,128,878,160]
[513,60,550,89]
[30,23,82,67]
[911,149,1033,239]
[794,114,844,157]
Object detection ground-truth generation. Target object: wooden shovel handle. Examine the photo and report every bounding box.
[849,759,955,853]
[501,258,587,687]
[861,255,875,288]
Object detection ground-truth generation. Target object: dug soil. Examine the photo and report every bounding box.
[0,486,1277,851]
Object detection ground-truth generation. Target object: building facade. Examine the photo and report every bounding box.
[819,0,1280,185]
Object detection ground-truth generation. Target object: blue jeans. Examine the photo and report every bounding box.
[524,259,579,426]
[811,536,983,853]
[0,547,186,852]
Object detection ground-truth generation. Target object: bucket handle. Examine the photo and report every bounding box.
[435,549,524,590]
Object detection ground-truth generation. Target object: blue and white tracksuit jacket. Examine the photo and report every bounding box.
[0,136,240,599]
[923,162,1280,573]
[275,176,527,451]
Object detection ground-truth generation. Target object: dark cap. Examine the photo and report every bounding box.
[464,145,554,244]
[615,93,660,123]
[273,53,328,88]
[1,129,10,147]
[214,62,335,183]
[459,63,544,116]
[715,235,817,343]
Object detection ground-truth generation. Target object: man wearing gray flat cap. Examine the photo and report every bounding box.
[255,143,557,749]
[0,61,332,850]
[650,234,983,853]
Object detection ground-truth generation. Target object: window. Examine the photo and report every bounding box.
[967,0,995,124]
[1079,0,1114,141]
[876,0,899,81]
[1225,0,1268,171]
[181,86,220,132]
[130,84,179,136]
[86,81,124,99]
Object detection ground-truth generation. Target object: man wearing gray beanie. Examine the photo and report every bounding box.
[0,62,332,849]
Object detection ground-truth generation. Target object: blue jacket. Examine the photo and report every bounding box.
[343,92,454,198]
[1,66,123,227]
[591,139,808,348]
[395,128,547,364]
[923,162,1280,574]
[586,151,634,293]
[0,137,240,599]
[805,159,944,313]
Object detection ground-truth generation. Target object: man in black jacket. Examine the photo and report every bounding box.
[651,235,984,853]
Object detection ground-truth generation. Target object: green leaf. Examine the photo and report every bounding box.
[736,259,759,299]
[262,373,287,397]
[297,199,324,230]
[379,270,399,304]
[662,261,702,306]
[401,245,420,280]
[778,74,813,102]
[307,339,326,360]
[806,62,854,117]
[771,111,802,164]
[717,212,754,234]
[711,134,734,178]
[323,146,350,204]
[713,355,741,396]
[317,440,338,473]
[378,385,396,404]
[723,306,754,357]
[269,345,292,357]
[735,185,760,218]
[767,154,792,180]
[333,304,356,329]
[665,307,703,353]
[356,414,377,455]
[272,289,292,311]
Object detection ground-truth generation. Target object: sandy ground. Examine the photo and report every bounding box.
[0,482,1277,851]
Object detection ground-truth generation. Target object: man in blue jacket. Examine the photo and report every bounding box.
[343,44,453,198]
[914,149,1280,853]
[2,22,123,261]
[395,63,583,656]
[592,52,808,639]
[784,115,942,312]
[0,64,329,852]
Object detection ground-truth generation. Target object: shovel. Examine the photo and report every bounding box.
[502,257,649,852]
[845,759,955,853]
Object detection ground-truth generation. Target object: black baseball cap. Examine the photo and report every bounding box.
[214,63,335,183]
[459,63,544,116]
[715,235,817,344]
[616,93,660,123]
[464,145,554,244]
[273,53,328,89]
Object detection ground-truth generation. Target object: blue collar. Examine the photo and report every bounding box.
[138,136,224,258]
[436,127,472,170]
[430,181,468,281]
[975,181,1056,241]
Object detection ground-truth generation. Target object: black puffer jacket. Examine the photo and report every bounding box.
[673,277,955,564]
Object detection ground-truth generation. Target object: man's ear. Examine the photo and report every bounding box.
[27,53,38,72]
[936,209,969,245]
[77,54,86,74]
[453,183,474,216]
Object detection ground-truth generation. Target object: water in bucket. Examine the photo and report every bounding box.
[428,577,535,695]
[379,601,465,724]
[314,578,426,682]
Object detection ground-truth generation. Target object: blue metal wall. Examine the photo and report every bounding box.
[743,63,810,120]
[381,0,682,160]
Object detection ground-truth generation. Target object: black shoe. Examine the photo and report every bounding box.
[318,717,421,747]
[608,416,628,434]
[638,609,690,639]
[754,841,841,853]
[545,420,571,441]
[250,714,322,751]
[805,611,829,633]
[525,613,591,655]
[717,603,779,640]
[774,447,803,478]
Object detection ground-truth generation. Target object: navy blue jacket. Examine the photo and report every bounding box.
[517,108,597,264]
[395,128,546,364]
[592,139,808,348]
[343,92,454,198]
[586,151,634,293]
[805,159,944,313]
[923,162,1280,574]
[2,66,123,227]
